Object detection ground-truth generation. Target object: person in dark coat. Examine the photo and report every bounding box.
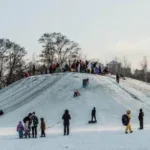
[116,73,120,83]
[23,113,32,138]
[40,118,46,137]
[62,109,71,135]
[91,107,96,121]
[31,112,39,138]
[138,109,144,130]
[32,65,36,76]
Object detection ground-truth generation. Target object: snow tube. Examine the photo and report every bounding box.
[122,114,129,126]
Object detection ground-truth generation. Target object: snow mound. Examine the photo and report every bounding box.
[0,72,150,130]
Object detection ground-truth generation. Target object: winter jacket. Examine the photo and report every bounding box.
[62,113,71,126]
[127,113,131,120]
[55,67,61,73]
[23,116,32,126]
[139,112,144,120]
[24,122,30,131]
[116,74,120,80]
[17,121,24,132]
[92,109,96,116]
[32,115,38,127]
[41,121,46,130]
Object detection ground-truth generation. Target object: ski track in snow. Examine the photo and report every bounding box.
[0,73,150,150]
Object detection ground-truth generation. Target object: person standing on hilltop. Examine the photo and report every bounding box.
[116,73,120,83]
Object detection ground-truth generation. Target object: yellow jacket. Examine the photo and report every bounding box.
[126,113,131,124]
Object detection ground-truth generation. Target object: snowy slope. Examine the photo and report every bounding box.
[0,73,150,150]
[0,73,150,127]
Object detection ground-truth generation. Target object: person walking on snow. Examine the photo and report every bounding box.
[17,121,24,139]
[62,109,71,135]
[31,112,39,138]
[91,107,96,122]
[125,110,133,134]
[40,118,46,137]
[138,109,144,130]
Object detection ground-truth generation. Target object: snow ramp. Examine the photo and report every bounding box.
[0,73,150,128]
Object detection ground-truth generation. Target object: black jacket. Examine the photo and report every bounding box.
[62,113,71,126]
[139,112,144,120]
[92,109,96,116]
[32,115,39,127]
[23,116,32,126]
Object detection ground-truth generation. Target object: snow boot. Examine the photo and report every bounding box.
[125,132,128,134]
[130,131,133,133]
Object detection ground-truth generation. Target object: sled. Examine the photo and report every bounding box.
[122,114,129,126]
[88,120,97,124]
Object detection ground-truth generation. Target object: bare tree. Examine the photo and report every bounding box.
[39,33,56,66]
[0,39,12,88]
[39,33,80,66]
[5,42,27,85]
[121,56,131,76]
[141,56,148,82]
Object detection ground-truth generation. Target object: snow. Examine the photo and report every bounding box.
[0,73,150,150]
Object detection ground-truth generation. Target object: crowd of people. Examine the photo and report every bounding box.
[25,60,110,77]
[16,107,98,139]
[17,112,43,139]
[16,107,144,138]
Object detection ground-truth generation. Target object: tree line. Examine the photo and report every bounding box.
[0,32,81,88]
[0,32,149,88]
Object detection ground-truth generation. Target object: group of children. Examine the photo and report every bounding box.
[17,116,46,139]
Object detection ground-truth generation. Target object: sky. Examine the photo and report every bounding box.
[0,0,150,70]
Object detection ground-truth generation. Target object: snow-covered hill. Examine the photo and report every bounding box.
[0,73,150,150]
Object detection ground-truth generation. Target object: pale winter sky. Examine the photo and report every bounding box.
[0,0,150,70]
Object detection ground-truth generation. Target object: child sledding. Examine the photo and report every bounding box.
[82,78,89,88]
[74,90,80,97]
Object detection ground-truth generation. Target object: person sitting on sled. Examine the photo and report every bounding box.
[74,90,80,97]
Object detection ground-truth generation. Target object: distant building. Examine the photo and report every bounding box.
[106,60,121,74]
[121,67,132,77]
